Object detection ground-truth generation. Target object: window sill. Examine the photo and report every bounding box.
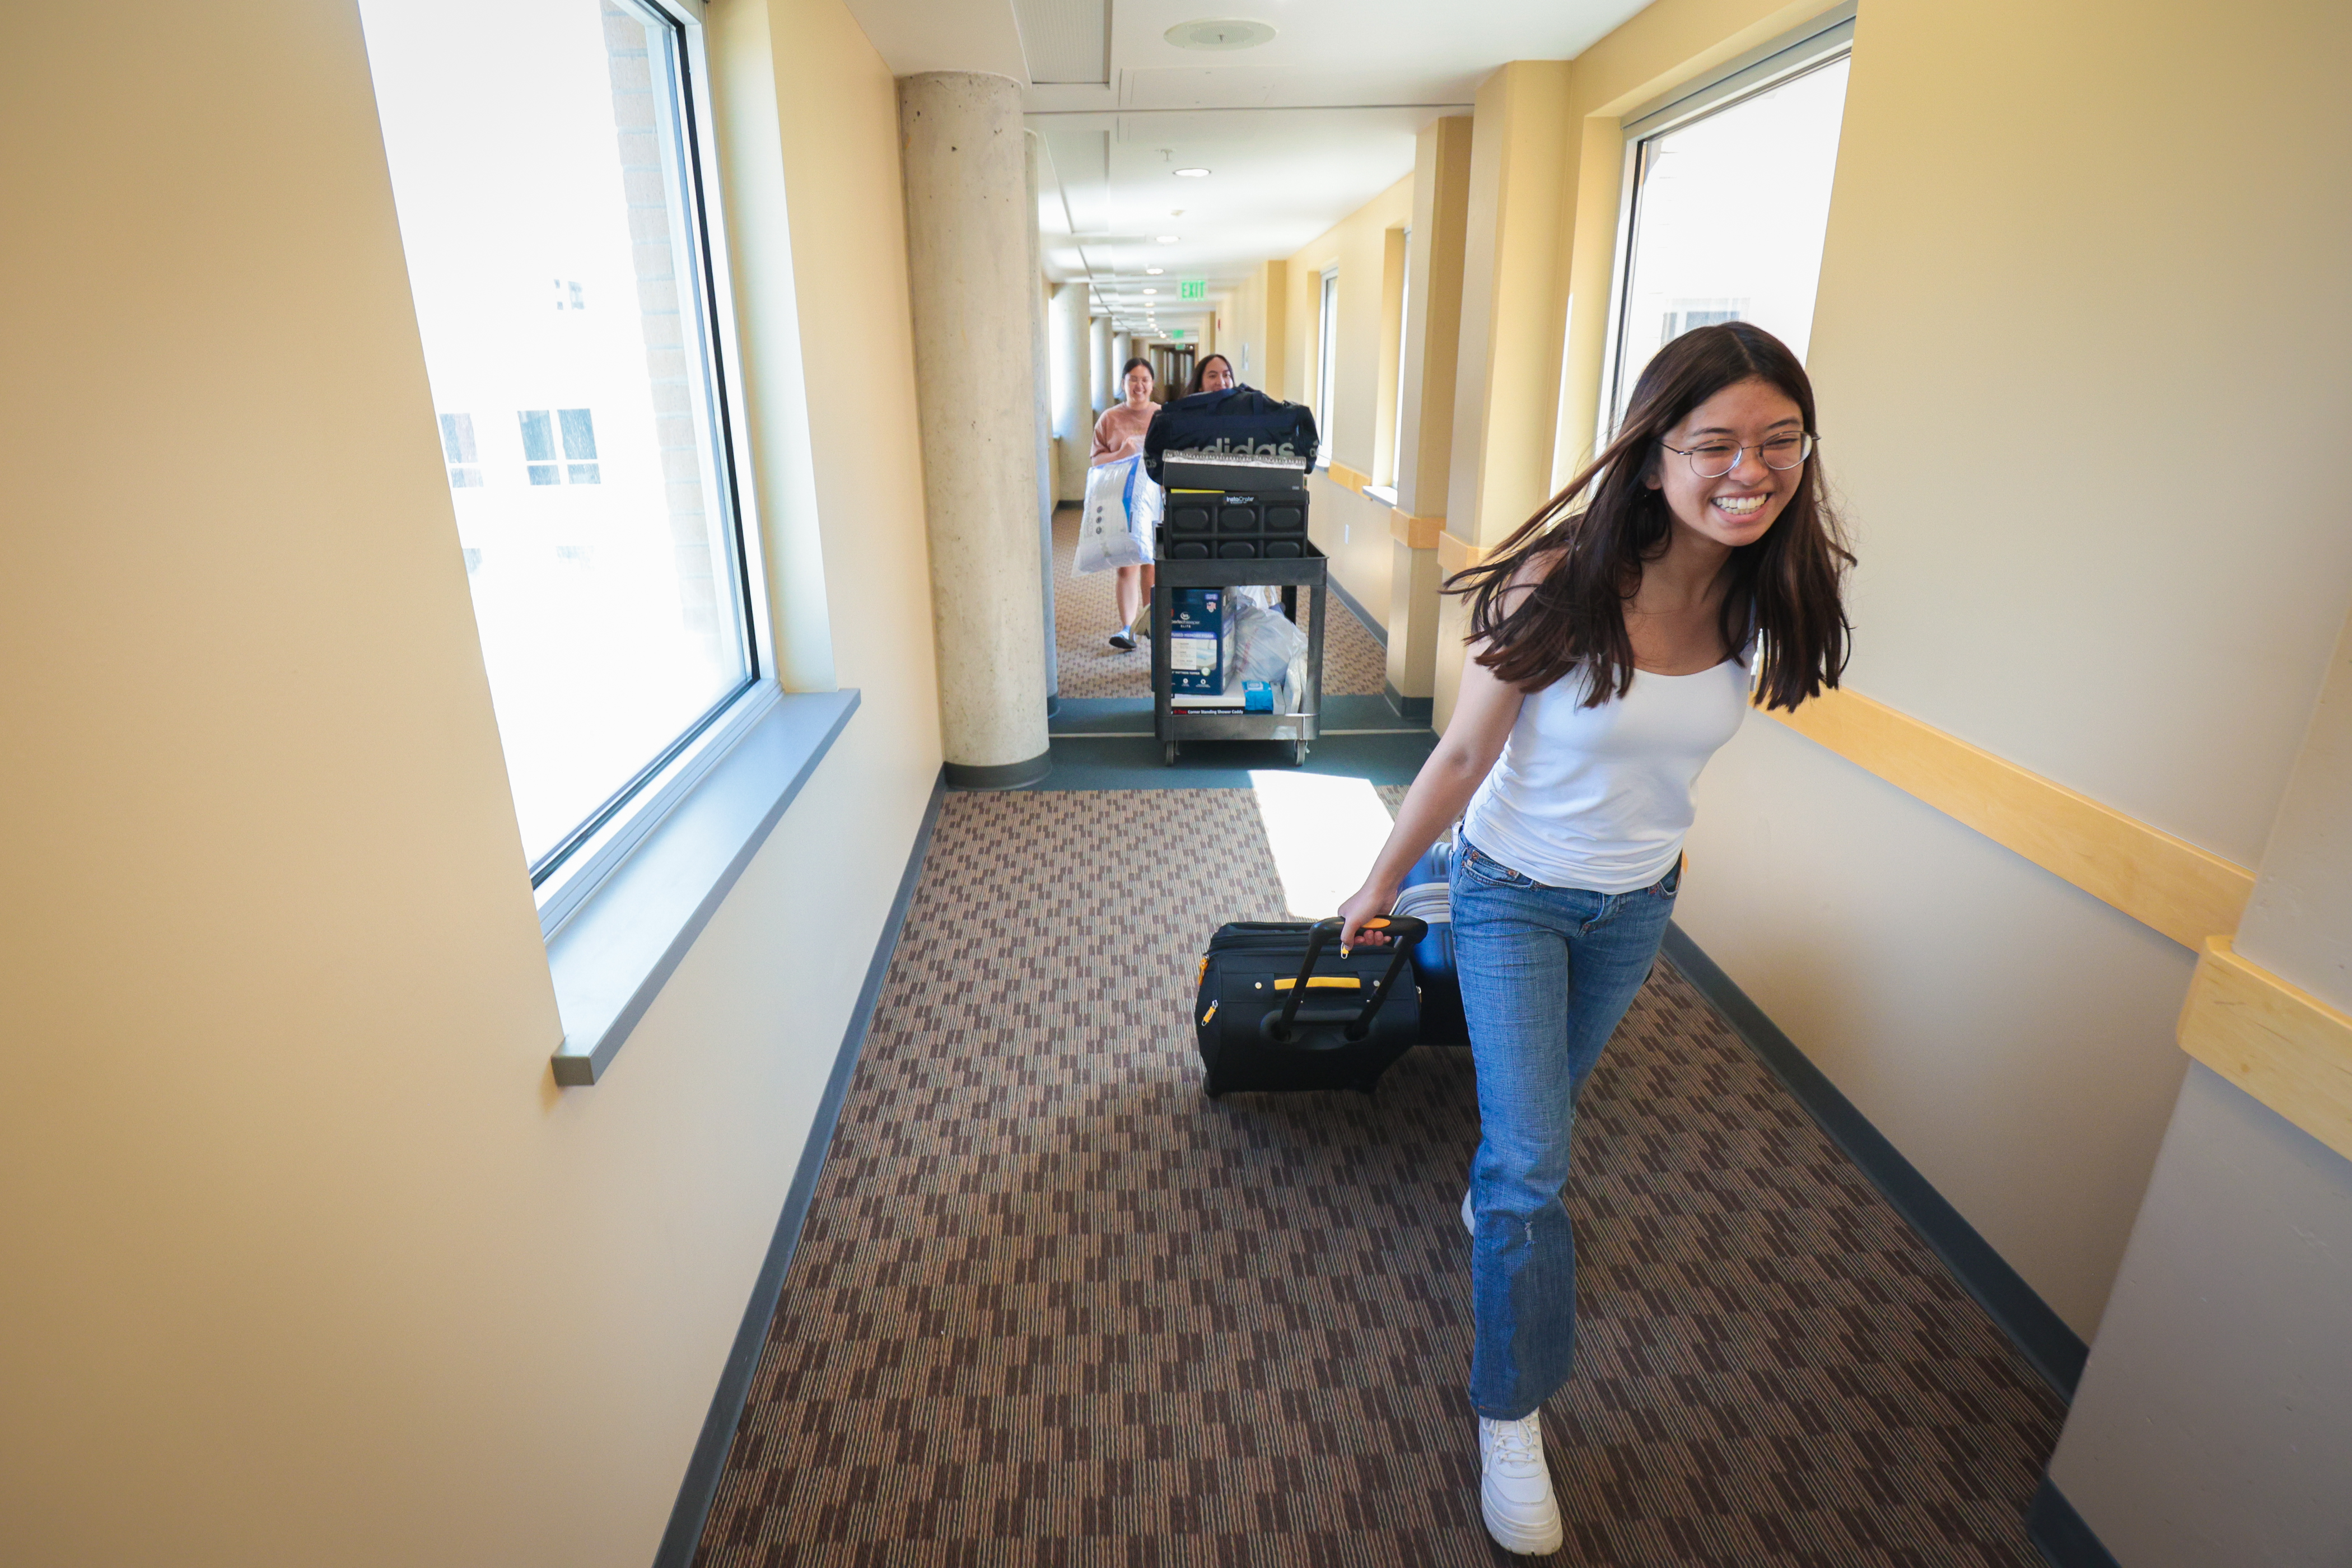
[1363,484,1398,506]
[547,687,860,1086]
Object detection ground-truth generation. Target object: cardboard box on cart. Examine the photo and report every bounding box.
[1168,589,1224,697]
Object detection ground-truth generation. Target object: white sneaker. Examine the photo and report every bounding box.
[1478,1412,1564,1555]
[1461,1188,1475,1234]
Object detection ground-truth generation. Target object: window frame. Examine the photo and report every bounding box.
[1594,2,1856,444]
[510,0,781,939]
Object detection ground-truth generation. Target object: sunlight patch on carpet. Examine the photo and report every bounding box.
[1247,769,1394,920]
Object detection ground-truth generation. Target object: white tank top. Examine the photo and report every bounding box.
[1460,654,1752,894]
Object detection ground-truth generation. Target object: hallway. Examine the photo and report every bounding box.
[693,788,2064,1565]
[14,1,2352,1564]
[1049,506,1391,703]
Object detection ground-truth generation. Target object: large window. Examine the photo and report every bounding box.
[1315,268,1340,466]
[1388,230,1411,487]
[1603,16,1852,432]
[361,0,758,884]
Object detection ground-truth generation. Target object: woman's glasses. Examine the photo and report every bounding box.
[1659,432,1815,480]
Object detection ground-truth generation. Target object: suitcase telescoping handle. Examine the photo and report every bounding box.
[1268,915,1430,1045]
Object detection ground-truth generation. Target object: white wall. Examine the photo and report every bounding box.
[0,1,944,1562]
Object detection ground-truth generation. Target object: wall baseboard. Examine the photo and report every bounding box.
[1324,572,1387,650]
[1383,680,1432,722]
[2027,1478,2122,1567]
[944,753,1051,790]
[651,770,948,1568]
[1659,922,2090,1398]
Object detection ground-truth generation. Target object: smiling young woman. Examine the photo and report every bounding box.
[1334,323,1851,1556]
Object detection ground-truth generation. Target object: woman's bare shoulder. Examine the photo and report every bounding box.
[1493,543,1567,612]
[1511,544,1567,587]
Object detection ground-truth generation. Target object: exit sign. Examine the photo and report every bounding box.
[1178,278,1207,301]
[1168,328,1193,340]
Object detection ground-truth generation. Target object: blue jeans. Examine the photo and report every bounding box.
[1451,839,1681,1420]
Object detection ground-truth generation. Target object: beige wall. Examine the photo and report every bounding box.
[1491,0,2352,1333]
[2047,594,2352,1560]
[0,1,944,1564]
[1257,260,1287,399]
[1304,472,1399,636]
[1431,60,1575,733]
[1284,175,1412,478]
[1278,176,1416,630]
[1394,115,1474,525]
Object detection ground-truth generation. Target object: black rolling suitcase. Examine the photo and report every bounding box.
[1193,914,1429,1098]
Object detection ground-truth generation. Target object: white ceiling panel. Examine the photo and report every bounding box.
[847,0,1660,326]
[839,0,1028,81]
[1042,105,1445,329]
[1118,66,1486,111]
[1011,0,1110,85]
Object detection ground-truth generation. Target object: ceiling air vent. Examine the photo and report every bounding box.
[1015,0,1112,85]
[1163,18,1277,51]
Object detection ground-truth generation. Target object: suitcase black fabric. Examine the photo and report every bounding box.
[1193,915,1427,1097]
[1144,387,1320,480]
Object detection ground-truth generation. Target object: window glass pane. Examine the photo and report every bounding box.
[558,408,599,459]
[1612,56,1850,424]
[1317,272,1338,463]
[517,409,556,462]
[361,0,753,869]
[1388,234,1410,486]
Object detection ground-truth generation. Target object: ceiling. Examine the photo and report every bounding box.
[840,0,1658,335]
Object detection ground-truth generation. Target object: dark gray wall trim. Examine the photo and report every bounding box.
[550,689,861,1085]
[1660,922,2090,1397]
[1325,573,1387,649]
[944,752,1052,790]
[2027,1478,2122,1568]
[651,769,946,1568]
[1383,680,1433,722]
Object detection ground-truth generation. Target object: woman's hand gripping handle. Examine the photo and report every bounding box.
[1333,629,1531,953]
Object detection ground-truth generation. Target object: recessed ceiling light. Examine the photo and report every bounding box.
[1174,168,1210,178]
[1146,267,1164,275]
[1165,18,1276,51]
[1143,287,1158,295]
[1155,235,1179,244]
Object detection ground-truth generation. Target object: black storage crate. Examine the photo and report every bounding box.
[1161,487,1311,560]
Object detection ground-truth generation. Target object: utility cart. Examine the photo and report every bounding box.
[1148,548,1328,767]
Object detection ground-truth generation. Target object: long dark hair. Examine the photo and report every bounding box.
[1448,322,1851,712]
[1183,353,1235,397]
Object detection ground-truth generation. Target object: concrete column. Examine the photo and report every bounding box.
[1023,132,1057,707]
[899,72,1049,787]
[1435,63,1572,734]
[1112,331,1132,386]
[1386,114,1472,724]
[1089,315,1113,412]
[2045,600,2352,1565]
[1051,279,1091,503]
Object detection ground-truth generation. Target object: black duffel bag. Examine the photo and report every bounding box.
[1193,914,1428,1098]
[1144,386,1320,481]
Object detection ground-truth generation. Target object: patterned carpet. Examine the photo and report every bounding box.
[1054,506,1390,702]
[694,790,2065,1566]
